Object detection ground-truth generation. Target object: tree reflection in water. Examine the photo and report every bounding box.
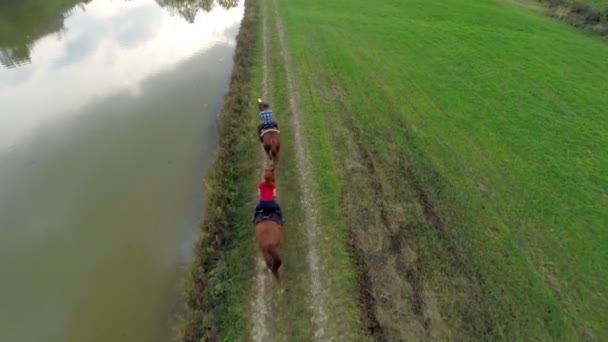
[0,0,240,69]
[156,0,240,23]
[0,1,90,68]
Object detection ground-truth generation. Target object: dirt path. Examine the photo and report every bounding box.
[269,0,329,339]
[249,5,273,341]
[248,0,330,339]
[248,0,331,339]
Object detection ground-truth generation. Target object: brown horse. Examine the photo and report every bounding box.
[255,219,283,282]
[258,99,280,169]
[254,168,283,282]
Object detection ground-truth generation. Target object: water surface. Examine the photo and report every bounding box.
[0,1,243,341]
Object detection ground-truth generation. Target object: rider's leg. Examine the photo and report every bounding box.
[252,201,265,224]
[255,201,264,212]
[268,200,283,225]
[259,201,280,217]
[257,200,272,213]
[261,200,277,211]
[277,210,284,225]
[257,123,264,142]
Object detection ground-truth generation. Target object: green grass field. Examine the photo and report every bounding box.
[273,0,608,339]
[178,0,607,339]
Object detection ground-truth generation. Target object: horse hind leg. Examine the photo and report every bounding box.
[263,143,273,162]
[273,145,280,164]
[265,246,282,282]
[270,140,280,169]
[271,150,278,170]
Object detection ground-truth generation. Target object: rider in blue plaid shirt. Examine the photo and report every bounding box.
[257,101,279,142]
[260,107,273,125]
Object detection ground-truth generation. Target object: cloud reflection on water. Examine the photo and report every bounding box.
[0,0,244,152]
[0,0,239,69]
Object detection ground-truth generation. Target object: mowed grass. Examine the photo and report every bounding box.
[263,0,366,338]
[275,0,608,339]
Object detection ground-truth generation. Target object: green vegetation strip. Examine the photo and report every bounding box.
[175,0,341,339]
[275,0,608,340]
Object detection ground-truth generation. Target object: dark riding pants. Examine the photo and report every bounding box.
[253,200,284,225]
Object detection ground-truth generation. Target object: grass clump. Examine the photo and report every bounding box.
[538,0,608,35]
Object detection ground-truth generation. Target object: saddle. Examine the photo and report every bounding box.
[252,210,284,226]
[260,126,280,138]
[259,123,280,143]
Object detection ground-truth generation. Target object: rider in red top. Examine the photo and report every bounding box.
[258,178,276,201]
[254,168,283,225]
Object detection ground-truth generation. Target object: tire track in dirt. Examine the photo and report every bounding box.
[249,6,273,341]
[270,0,329,339]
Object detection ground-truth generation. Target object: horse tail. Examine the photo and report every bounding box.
[266,246,282,279]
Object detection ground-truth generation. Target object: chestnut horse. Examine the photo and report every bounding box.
[258,99,280,169]
[254,168,283,282]
[255,219,283,282]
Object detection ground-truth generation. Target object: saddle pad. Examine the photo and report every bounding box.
[260,128,280,137]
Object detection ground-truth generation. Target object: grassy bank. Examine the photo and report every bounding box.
[173,0,259,340]
[274,0,608,339]
[174,0,358,338]
[217,0,322,337]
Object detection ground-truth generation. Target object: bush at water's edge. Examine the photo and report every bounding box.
[538,0,608,36]
[172,0,257,340]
